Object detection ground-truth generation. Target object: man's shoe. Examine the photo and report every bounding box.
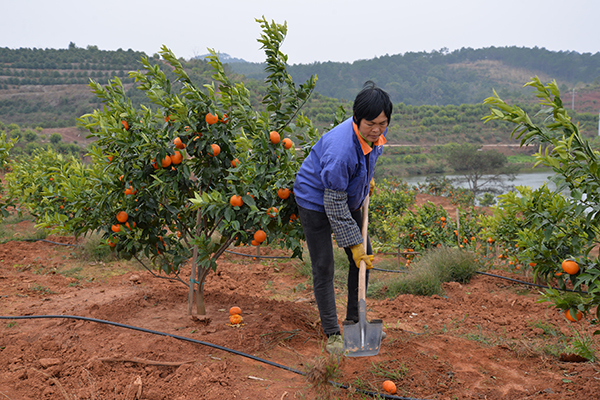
[325,334,344,355]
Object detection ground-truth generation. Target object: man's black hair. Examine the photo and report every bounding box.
[352,81,393,126]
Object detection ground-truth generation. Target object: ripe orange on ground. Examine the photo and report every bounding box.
[229,314,243,325]
[229,306,242,315]
[174,137,186,149]
[209,144,220,157]
[230,195,243,207]
[205,112,218,125]
[161,155,172,168]
[282,137,293,149]
[254,230,267,243]
[565,309,583,322]
[116,211,128,223]
[561,259,579,275]
[269,130,280,144]
[111,224,121,233]
[382,380,396,394]
[171,151,183,165]
[277,188,291,199]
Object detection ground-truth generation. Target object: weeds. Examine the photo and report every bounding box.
[381,246,479,298]
[305,354,342,400]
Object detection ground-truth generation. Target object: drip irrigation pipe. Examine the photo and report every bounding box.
[224,249,291,259]
[0,314,424,400]
[475,271,588,294]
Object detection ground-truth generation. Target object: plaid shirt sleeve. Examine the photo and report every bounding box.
[323,188,363,248]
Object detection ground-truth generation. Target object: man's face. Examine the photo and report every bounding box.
[358,111,388,142]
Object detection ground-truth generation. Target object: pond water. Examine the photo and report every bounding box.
[403,169,558,195]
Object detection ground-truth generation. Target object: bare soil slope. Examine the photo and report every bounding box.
[1,204,599,399]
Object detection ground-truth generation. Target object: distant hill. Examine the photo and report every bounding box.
[192,52,248,63]
[230,46,600,107]
[0,44,599,130]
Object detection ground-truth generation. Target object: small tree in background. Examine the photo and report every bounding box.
[442,142,517,198]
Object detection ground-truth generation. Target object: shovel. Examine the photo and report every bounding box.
[343,194,383,357]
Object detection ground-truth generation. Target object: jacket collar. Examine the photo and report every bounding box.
[353,122,387,155]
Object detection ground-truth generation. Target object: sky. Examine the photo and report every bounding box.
[2,0,599,65]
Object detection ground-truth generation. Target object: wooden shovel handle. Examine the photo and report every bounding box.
[358,195,370,301]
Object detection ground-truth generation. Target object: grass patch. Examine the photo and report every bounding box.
[527,319,597,361]
[74,232,117,262]
[378,246,479,298]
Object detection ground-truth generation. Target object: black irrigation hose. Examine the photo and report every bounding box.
[224,249,291,259]
[475,271,589,294]
[20,238,78,247]
[0,315,424,400]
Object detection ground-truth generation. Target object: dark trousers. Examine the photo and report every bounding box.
[297,205,372,336]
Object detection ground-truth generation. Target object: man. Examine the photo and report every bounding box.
[293,81,392,354]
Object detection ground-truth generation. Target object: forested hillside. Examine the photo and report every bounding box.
[0,43,599,138]
[234,46,600,106]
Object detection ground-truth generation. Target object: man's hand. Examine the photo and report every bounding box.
[369,178,375,196]
[350,244,374,269]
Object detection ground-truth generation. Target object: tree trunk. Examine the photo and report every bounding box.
[194,266,210,315]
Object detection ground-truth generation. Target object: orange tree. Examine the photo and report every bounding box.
[484,77,600,325]
[41,19,321,314]
[5,148,93,224]
[0,132,17,219]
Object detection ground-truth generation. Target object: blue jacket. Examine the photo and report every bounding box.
[294,117,386,213]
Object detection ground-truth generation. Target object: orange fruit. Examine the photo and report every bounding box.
[277,188,290,199]
[487,237,494,243]
[230,195,243,207]
[174,137,186,149]
[107,155,113,162]
[171,151,183,165]
[220,114,229,123]
[267,207,278,218]
[107,237,117,248]
[121,120,129,131]
[111,224,121,233]
[528,262,537,267]
[229,306,242,315]
[561,259,579,275]
[382,380,396,394]
[229,314,243,325]
[289,213,298,221]
[269,130,280,144]
[565,309,583,322]
[250,239,260,246]
[210,144,220,157]
[231,158,239,167]
[205,112,218,125]
[440,216,446,222]
[116,211,128,223]
[125,221,136,230]
[282,138,293,149]
[254,230,267,243]
[161,155,172,168]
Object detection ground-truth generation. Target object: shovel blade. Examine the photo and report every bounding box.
[343,318,383,357]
